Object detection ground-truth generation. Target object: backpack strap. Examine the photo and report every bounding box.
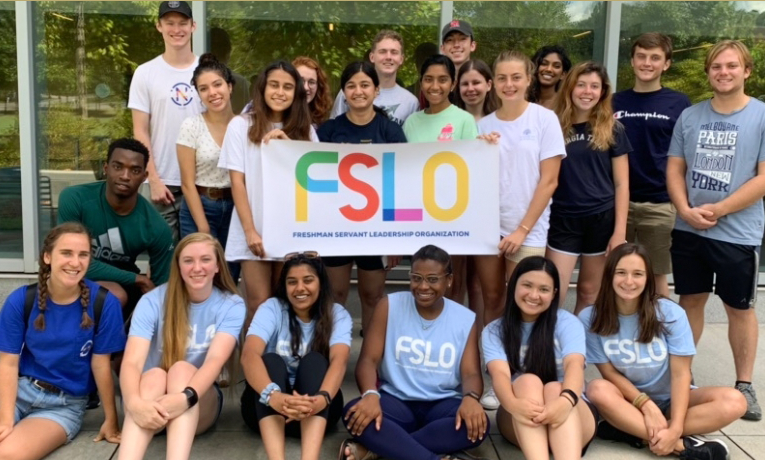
[92,286,109,333]
[23,282,38,330]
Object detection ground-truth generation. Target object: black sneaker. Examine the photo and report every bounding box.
[596,420,644,448]
[679,435,730,460]
[86,391,101,410]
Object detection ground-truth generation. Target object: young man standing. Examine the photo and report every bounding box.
[58,138,174,316]
[613,33,691,297]
[330,30,418,126]
[129,1,201,241]
[667,40,765,421]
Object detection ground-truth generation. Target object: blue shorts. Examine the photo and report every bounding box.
[15,376,88,442]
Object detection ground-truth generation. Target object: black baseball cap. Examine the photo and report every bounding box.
[441,20,473,42]
[159,1,192,20]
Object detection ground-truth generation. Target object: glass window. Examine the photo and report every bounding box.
[0,2,20,260]
[207,1,441,95]
[32,2,163,242]
[453,2,607,66]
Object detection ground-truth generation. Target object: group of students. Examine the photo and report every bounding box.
[1,1,764,459]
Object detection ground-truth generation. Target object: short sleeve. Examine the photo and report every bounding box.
[610,122,632,157]
[660,300,696,357]
[215,294,246,343]
[247,298,282,344]
[539,109,567,161]
[317,119,334,142]
[557,310,587,360]
[176,115,199,149]
[578,307,609,364]
[218,115,249,173]
[127,64,150,114]
[128,289,161,341]
[329,304,353,347]
[0,287,28,354]
[330,90,347,119]
[92,291,126,355]
[668,114,686,158]
[481,319,508,365]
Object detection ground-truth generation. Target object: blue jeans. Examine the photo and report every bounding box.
[179,194,240,281]
[15,376,88,442]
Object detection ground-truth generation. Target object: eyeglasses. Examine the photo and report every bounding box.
[285,251,320,261]
[305,79,318,88]
[408,272,449,285]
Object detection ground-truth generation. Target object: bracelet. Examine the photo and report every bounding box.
[316,390,332,408]
[560,389,579,406]
[182,386,199,408]
[362,389,381,399]
[632,392,651,410]
[464,391,481,402]
[519,224,531,233]
[259,382,282,406]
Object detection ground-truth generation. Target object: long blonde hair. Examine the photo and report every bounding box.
[161,233,238,371]
[554,61,617,151]
[35,222,94,331]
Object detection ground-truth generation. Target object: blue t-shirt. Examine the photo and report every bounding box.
[668,98,765,246]
[129,284,245,371]
[613,88,691,203]
[317,111,408,144]
[0,280,126,396]
[552,122,632,217]
[379,292,475,401]
[482,309,586,382]
[247,297,352,385]
[578,299,695,401]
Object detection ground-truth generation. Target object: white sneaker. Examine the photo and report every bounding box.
[480,388,500,410]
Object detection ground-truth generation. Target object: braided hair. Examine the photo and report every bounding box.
[35,222,94,331]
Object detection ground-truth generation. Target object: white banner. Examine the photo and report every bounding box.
[261,139,499,257]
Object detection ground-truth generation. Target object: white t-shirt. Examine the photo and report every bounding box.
[128,55,202,186]
[478,104,566,245]
[330,84,419,126]
[176,114,231,188]
[218,115,318,261]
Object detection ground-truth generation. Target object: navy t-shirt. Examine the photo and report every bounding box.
[317,111,407,144]
[613,88,691,203]
[552,122,632,217]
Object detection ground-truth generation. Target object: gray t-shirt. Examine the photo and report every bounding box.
[669,98,765,245]
[330,84,419,126]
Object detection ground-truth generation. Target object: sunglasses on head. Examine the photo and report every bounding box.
[284,251,320,261]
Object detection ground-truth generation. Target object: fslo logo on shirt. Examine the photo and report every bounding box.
[295,150,469,222]
[395,336,457,369]
[604,338,668,364]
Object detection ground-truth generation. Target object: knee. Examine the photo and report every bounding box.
[142,367,168,386]
[584,379,617,406]
[166,361,198,387]
[543,381,562,401]
[719,388,748,420]
[358,285,384,307]
[513,373,544,395]
[576,280,599,302]
[299,351,328,372]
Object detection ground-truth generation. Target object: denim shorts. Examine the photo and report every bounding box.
[15,376,88,442]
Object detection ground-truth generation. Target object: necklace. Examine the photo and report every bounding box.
[416,305,443,330]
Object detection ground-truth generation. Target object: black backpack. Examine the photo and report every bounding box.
[24,282,109,332]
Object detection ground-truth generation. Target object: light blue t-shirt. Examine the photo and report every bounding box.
[129,284,246,371]
[668,98,765,246]
[379,292,476,401]
[578,298,696,401]
[247,297,352,385]
[482,309,586,382]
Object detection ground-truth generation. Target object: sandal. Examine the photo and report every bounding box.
[338,439,379,460]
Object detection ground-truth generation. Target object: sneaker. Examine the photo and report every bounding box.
[596,420,644,449]
[445,452,490,460]
[679,435,730,460]
[735,382,762,421]
[86,391,101,410]
[479,388,499,411]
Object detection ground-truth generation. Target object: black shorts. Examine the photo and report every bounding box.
[547,208,615,256]
[322,256,385,271]
[670,229,759,310]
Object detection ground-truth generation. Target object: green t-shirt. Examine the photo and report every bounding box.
[57,181,174,286]
[402,104,478,143]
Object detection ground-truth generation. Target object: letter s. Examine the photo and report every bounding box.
[339,153,380,222]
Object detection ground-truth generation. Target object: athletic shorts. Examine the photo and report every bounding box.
[626,201,675,275]
[322,256,385,271]
[670,229,759,310]
[15,376,88,442]
[547,208,615,257]
[505,245,546,263]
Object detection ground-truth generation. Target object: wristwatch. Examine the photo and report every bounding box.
[183,386,199,408]
[464,391,481,402]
